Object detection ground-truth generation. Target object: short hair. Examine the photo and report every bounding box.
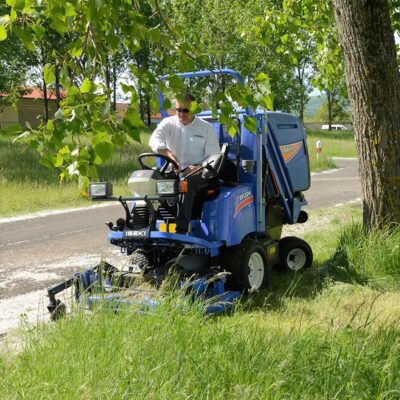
[184,93,195,102]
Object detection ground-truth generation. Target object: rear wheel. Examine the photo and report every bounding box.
[222,238,268,291]
[279,236,313,271]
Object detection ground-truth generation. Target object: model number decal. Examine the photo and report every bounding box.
[234,192,254,217]
[239,191,251,201]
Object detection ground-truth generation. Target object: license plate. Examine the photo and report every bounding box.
[123,228,150,239]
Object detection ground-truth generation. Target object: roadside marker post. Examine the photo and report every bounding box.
[316,140,322,160]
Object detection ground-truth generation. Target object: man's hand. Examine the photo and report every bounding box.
[158,148,181,173]
[182,164,201,176]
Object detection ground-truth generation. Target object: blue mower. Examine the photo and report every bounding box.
[47,69,313,319]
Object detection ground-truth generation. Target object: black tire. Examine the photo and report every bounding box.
[278,236,313,271]
[222,238,268,291]
[128,249,150,271]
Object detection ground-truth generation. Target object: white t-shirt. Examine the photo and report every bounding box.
[149,115,221,169]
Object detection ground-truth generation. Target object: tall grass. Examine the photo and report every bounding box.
[0,132,150,217]
[333,223,400,288]
[1,206,400,399]
[1,299,399,400]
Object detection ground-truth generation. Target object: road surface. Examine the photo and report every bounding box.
[0,158,360,335]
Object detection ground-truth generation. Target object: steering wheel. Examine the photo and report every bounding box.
[201,143,229,179]
[136,153,179,176]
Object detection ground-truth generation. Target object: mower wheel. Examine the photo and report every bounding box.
[223,238,268,291]
[278,236,313,271]
[50,300,66,321]
[129,249,150,271]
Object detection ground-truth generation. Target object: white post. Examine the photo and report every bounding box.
[315,140,322,160]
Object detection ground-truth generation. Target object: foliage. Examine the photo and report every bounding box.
[0,0,273,191]
[0,0,36,109]
[313,98,351,123]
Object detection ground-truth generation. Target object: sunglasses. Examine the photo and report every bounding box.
[176,108,190,113]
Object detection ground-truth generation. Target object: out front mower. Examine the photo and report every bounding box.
[47,69,313,320]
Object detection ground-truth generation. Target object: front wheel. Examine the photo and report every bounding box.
[222,238,268,291]
[278,236,313,271]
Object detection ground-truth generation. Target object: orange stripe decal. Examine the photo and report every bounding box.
[279,141,303,163]
[234,196,254,217]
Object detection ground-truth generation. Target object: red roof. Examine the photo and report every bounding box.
[21,87,65,100]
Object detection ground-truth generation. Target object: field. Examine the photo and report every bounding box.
[1,204,400,399]
[0,127,356,218]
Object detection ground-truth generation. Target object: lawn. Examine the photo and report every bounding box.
[1,204,400,399]
[0,127,357,217]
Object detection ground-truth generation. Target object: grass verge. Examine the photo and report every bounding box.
[0,131,151,217]
[307,129,357,172]
[1,127,356,217]
[1,204,400,399]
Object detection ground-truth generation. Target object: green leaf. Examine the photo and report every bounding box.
[59,145,70,155]
[46,119,54,132]
[69,39,84,57]
[0,25,7,41]
[168,75,184,92]
[7,0,24,10]
[123,108,143,128]
[43,64,56,85]
[12,130,30,142]
[15,28,35,51]
[126,128,141,142]
[243,115,257,133]
[54,108,64,120]
[92,132,111,146]
[281,34,289,44]
[149,28,161,42]
[228,125,237,137]
[81,78,92,94]
[60,67,70,88]
[50,19,68,35]
[94,142,114,164]
[54,154,64,167]
[65,3,76,17]
[39,154,57,169]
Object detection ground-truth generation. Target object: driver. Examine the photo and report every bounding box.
[149,93,220,234]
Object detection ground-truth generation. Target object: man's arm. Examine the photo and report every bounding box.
[158,148,180,171]
[149,119,181,171]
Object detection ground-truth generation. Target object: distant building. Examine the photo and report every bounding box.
[0,88,131,129]
[0,87,61,129]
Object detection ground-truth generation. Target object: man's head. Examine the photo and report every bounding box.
[175,93,195,125]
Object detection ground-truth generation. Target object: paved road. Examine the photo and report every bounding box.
[0,158,361,334]
[306,158,361,208]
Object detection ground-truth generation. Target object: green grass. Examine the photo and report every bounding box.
[0,131,151,217]
[2,204,400,399]
[306,129,357,172]
[0,127,357,217]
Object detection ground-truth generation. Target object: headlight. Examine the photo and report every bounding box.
[156,180,177,195]
[88,182,113,198]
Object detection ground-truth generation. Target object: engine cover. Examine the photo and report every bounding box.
[128,170,161,197]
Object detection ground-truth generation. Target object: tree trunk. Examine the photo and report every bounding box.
[42,77,49,122]
[55,65,61,109]
[112,62,117,112]
[332,0,400,232]
[146,94,151,126]
[326,89,332,130]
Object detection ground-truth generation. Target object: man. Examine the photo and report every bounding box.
[149,94,220,234]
